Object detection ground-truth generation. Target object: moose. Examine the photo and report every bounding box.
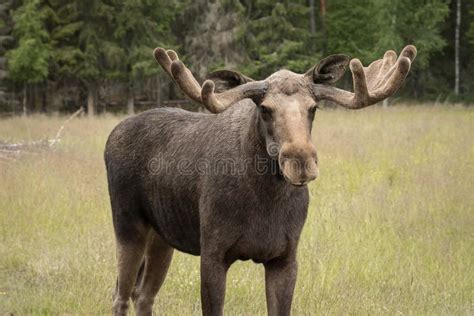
[105,45,416,315]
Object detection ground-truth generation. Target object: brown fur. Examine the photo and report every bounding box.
[106,45,416,315]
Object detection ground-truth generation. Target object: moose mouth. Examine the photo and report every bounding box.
[285,176,309,186]
[282,173,317,186]
[279,159,319,186]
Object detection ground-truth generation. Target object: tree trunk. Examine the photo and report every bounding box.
[309,0,317,52]
[309,0,316,34]
[319,0,327,54]
[41,82,47,113]
[454,0,461,95]
[87,85,95,117]
[26,85,32,113]
[127,86,135,115]
[156,75,161,107]
[22,84,27,116]
[30,84,36,112]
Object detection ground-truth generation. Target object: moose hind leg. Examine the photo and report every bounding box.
[133,231,174,316]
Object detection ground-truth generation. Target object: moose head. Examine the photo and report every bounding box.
[154,45,417,186]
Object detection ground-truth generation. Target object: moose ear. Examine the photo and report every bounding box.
[205,70,255,93]
[307,54,351,84]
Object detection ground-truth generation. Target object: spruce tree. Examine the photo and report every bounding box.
[468,8,474,46]
[177,0,246,79]
[7,0,50,115]
[109,0,179,114]
[49,0,115,115]
[240,0,317,78]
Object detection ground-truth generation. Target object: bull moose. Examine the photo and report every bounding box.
[105,45,417,315]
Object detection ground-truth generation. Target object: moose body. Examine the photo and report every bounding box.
[106,103,308,259]
[106,45,416,315]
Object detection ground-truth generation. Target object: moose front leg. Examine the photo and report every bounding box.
[200,255,230,316]
[264,257,298,316]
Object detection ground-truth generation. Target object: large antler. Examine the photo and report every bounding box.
[312,45,417,109]
[153,48,267,113]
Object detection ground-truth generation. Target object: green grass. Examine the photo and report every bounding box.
[0,105,473,315]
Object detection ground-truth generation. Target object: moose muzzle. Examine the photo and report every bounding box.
[279,142,319,186]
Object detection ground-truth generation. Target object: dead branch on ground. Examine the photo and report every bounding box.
[0,107,84,161]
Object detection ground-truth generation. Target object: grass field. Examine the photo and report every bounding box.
[0,105,473,315]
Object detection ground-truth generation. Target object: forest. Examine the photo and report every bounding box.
[0,0,473,115]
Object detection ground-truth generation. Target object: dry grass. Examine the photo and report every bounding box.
[0,105,473,315]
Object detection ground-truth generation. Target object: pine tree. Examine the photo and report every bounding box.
[468,8,474,46]
[240,0,317,78]
[325,0,381,63]
[324,0,448,99]
[388,0,449,69]
[49,0,115,115]
[110,0,180,114]
[177,0,246,79]
[7,0,51,115]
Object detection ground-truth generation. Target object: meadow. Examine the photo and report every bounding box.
[0,105,473,315]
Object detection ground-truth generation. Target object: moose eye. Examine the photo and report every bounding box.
[260,105,273,119]
[309,105,319,114]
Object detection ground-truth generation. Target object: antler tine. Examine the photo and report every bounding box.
[170,60,202,103]
[313,45,417,109]
[153,48,174,79]
[374,50,398,87]
[154,47,202,104]
[370,45,416,100]
[372,55,412,100]
[202,80,224,113]
[349,59,370,107]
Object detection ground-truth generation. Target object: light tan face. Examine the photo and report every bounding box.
[259,70,319,186]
